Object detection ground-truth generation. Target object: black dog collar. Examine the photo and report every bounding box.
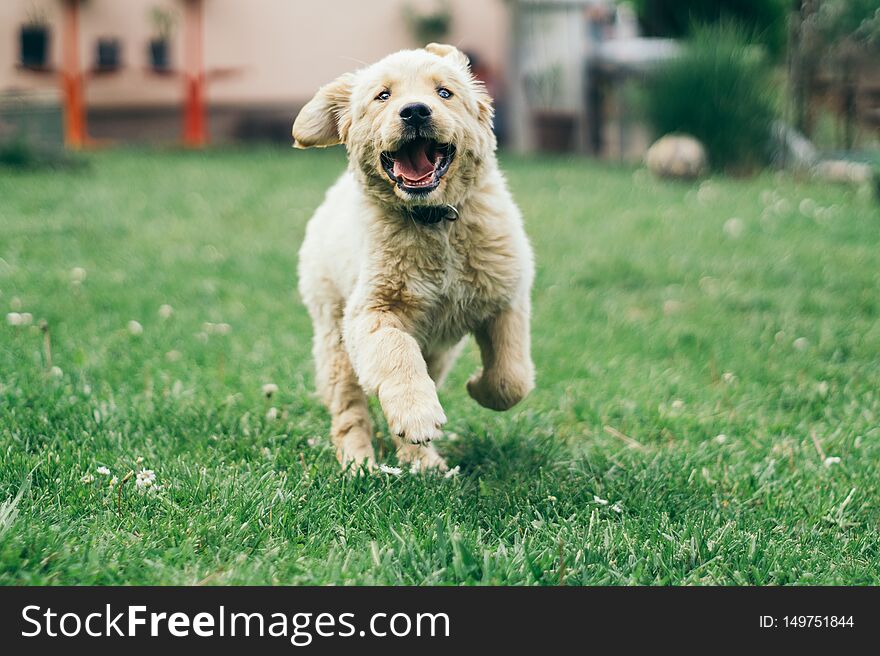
[408,204,459,225]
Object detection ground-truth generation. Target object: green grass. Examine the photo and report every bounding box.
[1,148,878,585]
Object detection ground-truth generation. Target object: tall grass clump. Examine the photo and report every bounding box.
[643,23,778,173]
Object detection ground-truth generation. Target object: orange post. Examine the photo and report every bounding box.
[182,0,207,147]
[61,0,86,148]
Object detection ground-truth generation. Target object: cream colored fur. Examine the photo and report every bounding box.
[293,44,534,471]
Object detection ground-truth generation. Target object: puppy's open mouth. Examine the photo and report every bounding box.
[381,138,455,195]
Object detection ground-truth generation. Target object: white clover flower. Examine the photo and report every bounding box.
[671,399,685,410]
[793,337,809,351]
[96,466,111,476]
[611,503,623,513]
[721,372,736,384]
[265,406,279,421]
[108,476,118,488]
[261,383,279,398]
[127,320,144,336]
[49,366,63,378]
[136,469,156,490]
[19,312,33,326]
[715,434,728,444]
[306,437,320,447]
[444,465,461,479]
[723,217,744,239]
[823,456,841,467]
[379,464,402,476]
[70,267,87,283]
[817,381,830,397]
[593,495,609,505]
[799,198,816,217]
[80,473,95,484]
[214,322,231,336]
[6,312,22,326]
[158,304,174,319]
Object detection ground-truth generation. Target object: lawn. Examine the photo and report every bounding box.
[1,148,878,585]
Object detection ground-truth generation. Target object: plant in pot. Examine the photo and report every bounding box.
[404,1,452,46]
[19,6,51,69]
[148,7,176,72]
[525,65,577,152]
[95,38,121,71]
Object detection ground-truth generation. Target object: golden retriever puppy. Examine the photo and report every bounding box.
[293,44,534,471]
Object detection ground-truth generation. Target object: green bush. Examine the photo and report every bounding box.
[643,24,778,173]
[631,0,789,58]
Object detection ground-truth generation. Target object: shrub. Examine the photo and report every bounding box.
[631,0,789,58]
[642,23,778,173]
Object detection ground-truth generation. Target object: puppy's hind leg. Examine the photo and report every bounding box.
[311,304,376,471]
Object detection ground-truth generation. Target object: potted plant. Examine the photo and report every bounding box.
[19,7,50,69]
[95,38,121,71]
[525,65,577,152]
[148,7,175,71]
[404,1,452,46]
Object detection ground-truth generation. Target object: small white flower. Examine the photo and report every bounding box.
[261,383,279,398]
[721,372,736,384]
[306,437,320,447]
[265,406,279,421]
[6,312,22,326]
[823,456,841,467]
[214,322,231,336]
[49,366,63,378]
[379,464,402,476]
[80,473,95,484]
[593,495,609,505]
[165,350,182,362]
[136,456,144,464]
[817,381,829,397]
[19,312,33,326]
[70,267,87,283]
[127,320,143,336]
[793,337,809,351]
[715,434,728,444]
[799,198,817,217]
[723,217,744,239]
[663,299,684,316]
[611,503,623,513]
[136,469,156,490]
[108,476,118,488]
[671,399,685,410]
[158,304,174,319]
[96,466,111,476]
[444,465,461,479]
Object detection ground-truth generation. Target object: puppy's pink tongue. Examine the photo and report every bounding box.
[392,140,435,181]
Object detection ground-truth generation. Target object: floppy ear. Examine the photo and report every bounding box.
[292,73,354,148]
[424,43,471,71]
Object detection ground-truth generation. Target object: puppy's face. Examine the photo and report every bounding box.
[293,44,495,208]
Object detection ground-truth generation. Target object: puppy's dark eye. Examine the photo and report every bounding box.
[437,87,452,99]
[376,90,391,102]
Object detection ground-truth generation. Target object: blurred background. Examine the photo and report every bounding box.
[1,0,878,176]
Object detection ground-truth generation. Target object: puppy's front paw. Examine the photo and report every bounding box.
[396,442,449,473]
[380,379,446,445]
[467,370,534,411]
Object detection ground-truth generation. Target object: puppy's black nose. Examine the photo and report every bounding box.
[399,102,432,127]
